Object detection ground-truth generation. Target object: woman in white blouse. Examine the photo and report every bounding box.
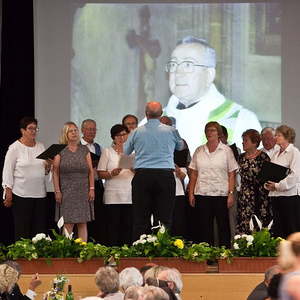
[188,121,238,247]
[97,124,134,246]
[265,125,300,238]
[2,117,48,241]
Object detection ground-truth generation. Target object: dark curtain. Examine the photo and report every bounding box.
[0,0,34,245]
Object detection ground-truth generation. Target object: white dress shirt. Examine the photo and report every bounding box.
[262,144,280,159]
[269,144,300,197]
[81,137,96,153]
[189,142,238,196]
[2,140,46,198]
[97,147,133,204]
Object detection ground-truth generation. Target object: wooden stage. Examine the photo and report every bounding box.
[19,273,264,300]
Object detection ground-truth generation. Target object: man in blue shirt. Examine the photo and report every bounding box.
[124,101,184,241]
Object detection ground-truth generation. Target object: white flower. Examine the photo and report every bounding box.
[246,235,254,243]
[234,235,241,240]
[233,242,239,249]
[241,234,248,239]
[147,236,157,243]
[32,233,46,243]
[140,234,147,240]
[159,225,166,234]
[247,242,253,247]
[46,236,52,241]
[140,239,146,244]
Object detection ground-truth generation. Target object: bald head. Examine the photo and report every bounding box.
[145,102,163,119]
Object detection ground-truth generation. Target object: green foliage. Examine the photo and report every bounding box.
[227,229,282,258]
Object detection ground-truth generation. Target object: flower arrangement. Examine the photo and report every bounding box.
[220,228,283,259]
[0,226,282,264]
[45,275,69,300]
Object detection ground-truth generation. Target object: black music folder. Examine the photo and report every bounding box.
[36,144,66,160]
[258,161,290,183]
[230,143,240,162]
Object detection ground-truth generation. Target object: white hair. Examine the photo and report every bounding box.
[119,267,143,292]
[261,127,275,136]
[177,36,216,68]
[158,268,183,294]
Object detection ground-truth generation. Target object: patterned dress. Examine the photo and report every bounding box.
[236,151,272,234]
[55,145,94,223]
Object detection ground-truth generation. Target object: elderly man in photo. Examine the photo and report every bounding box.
[124,102,184,241]
[261,127,280,158]
[164,36,261,154]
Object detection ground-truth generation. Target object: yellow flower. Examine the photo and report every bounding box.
[75,238,83,244]
[174,239,184,249]
[81,242,87,246]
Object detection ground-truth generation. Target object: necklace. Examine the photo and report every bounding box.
[246,149,259,159]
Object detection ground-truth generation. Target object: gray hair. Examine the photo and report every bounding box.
[158,268,183,294]
[95,267,119,294]
[0,264,19,293]
[124,286,143,300]
[177,36,216,68]
[119,267,143,292]
[261,127,275,136]
[264,265,280,282]
[81,119,96,129]
[141,286,169,300]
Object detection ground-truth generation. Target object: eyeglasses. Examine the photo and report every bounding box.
[26,126,39,132]
[165,60,209,73]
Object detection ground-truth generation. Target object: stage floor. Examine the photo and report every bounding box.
[19,273,264,300]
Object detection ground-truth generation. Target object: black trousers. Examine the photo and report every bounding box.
[88,180,106,244]
[194,195,231,248]
[271,195,300,238]
[132,169,175,241]
[12,194,47,241]
[105,204,132,246]
[170,195,188,238]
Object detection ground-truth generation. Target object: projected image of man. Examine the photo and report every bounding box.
[164,36,262,154]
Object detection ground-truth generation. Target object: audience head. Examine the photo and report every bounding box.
[144,266,168,283]
[140,264,157,278]
[145,102,163,119]
[278,232,300,271]
[110,124,129,145]
[275,125,296,145]
[122,114,138,132]
[261,127,276,151]
[140,286,169,300]
[19,116,38,140]
[95,267,119,296]
[157,268,183,294]
[59,121,79,144]
[204,121,222,143]
[220,125,228,144]
[159,116,173,126]
[0,264,19,293]
[264,265,280,285]
[81,119,97,144]
[119,267,143,293]
[242,129,261,151]
[124,286,143,300]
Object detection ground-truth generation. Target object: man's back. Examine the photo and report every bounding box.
[124,119,183,169]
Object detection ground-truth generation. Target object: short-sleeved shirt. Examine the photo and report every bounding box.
[123,119,184,169]
[189,142,238,196]
[97,147,134,204]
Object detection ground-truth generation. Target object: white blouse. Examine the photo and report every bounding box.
[175,168,187,196]
[97,147,134,204]
[269,143,300,197]
[189,142,238,196]
[2,140,46,198]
